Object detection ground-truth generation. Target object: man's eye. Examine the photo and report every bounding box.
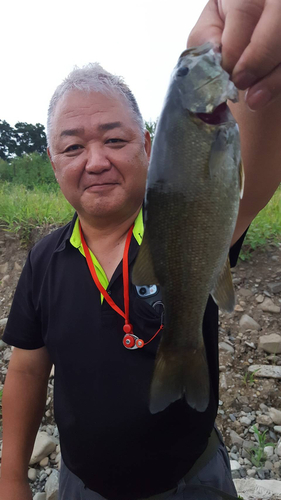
[64,144,83,152]
[106,138,125,144]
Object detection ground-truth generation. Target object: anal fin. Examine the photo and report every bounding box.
[211,257,235,313]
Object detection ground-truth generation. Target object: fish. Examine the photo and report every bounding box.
[132,43,244,414]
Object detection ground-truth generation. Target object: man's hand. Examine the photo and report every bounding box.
[0,478,32,500]
[188,0,281,110]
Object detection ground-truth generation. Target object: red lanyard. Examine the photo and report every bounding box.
[79,221,163,349]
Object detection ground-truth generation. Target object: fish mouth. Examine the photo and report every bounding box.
[195,102,230,125]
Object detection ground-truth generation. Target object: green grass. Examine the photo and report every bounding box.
[240,186,281,260]
[0,182,74,242]
[250,425,275,467]
[0,182,280,251]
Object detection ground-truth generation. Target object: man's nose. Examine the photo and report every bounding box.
[85,145,111,173]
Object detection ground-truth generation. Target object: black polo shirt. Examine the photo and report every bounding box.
[3,213,245,500]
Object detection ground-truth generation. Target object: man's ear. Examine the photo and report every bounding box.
[144,130,152,161]
[47,147,56,175]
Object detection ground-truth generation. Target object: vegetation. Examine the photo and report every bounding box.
[250,425,275,467]
[0,120,47,160]
[0,119,280,251]
[240,186,281,260]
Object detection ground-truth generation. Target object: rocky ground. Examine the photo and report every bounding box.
[0,227,281,500]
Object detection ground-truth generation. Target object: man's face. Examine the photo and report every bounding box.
[48,90,151,224]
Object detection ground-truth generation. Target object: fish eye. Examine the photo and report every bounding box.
[177,66,189,77]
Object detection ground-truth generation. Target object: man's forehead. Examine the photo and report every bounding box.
[54,89,130,120]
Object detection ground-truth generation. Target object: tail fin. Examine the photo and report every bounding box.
[149,344,210,414]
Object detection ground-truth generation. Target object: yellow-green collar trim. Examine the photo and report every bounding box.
[70,209,144,299]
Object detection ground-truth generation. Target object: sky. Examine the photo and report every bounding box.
[1,0,208,129]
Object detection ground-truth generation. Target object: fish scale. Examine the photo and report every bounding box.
[133,43,242,414]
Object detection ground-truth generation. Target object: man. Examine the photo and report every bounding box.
[1,1,281,499]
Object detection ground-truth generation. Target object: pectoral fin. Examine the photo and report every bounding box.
[211,258,235,313]
[208,129,228,179]
[132,230,159,285]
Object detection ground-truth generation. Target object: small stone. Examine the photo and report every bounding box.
[45,470,59,500]
[268,282,281,294]
[264,460,273,470]
[248,364,281,379]
[230,430,244,446]
[240,416,252,426]
[13,261,22,272]
[277,440,281,457]
[256,294,264,303]
[274,426,281,434]
[259,333,281,354]
[34,494,47,500]
[219,342,235,354]
[257,469,265,479]
[0,340,7,351]
[240,468,247,478]
[229,414,236,422]
[0,318,8,328]
[269,408,281,425]
[264,446,274,458]
[28,468,37,481]
[247,468,256,478]
[0,262,8,274]
[245,341,256,349]
[256,415,273,426]
[230,452,238,460]
[239,288,252,297]
[231,470,241,479]
[259,403,269,412]
[29,432,57,465]
[235,304,244,312]
[230,460,241,471]
[40,457,49,467]
[239,315,261,331]
[50,452,57,460]
[259,297,281,314]
[40,472,48,482]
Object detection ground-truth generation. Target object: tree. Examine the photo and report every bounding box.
[145,120,157,144]
[14,122,47,156]
[0,120,17,160]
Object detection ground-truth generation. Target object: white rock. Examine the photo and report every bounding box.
[256,415,273,426]
[274,426,281,434]
[230,460,241,470]
[28,468,37,481]
[259,333,281,354]
[33,493,47,500]
[240,416,252,426]
[40,457,49,467]
[246,469,256,478]
[45,470,59,500]
[264,446,274,458]
[219,342,235,354]
[239,315,261,331]
[230,430,244,446]
[259,297,281,313]
[29,432,57,465]
[277,440,281,457]
[269,407,281,425]
[248,364,281,379]
[234,478,281,499]
[256,294,264,303]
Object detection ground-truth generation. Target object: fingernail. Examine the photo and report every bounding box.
[233,71,256,90]
[246,88,272,111]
